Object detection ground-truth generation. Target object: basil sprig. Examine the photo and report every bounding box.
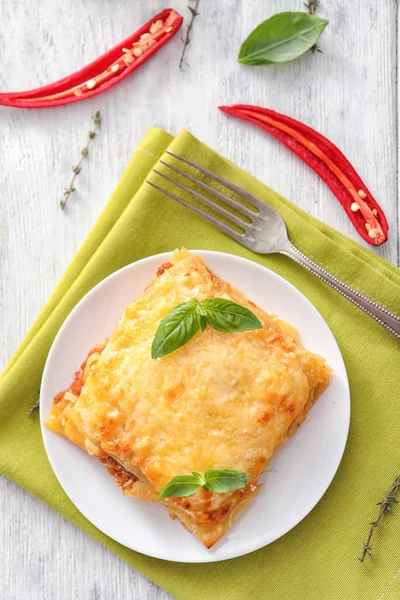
[151,298,262,359]
[158,469,248,498]
[238,12,329,66]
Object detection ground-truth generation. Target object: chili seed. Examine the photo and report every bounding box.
[122,48,130,53]
[140,33,151,40]
[358,190,367,199]
[165,26,173,32]
[365,223,372,232]
[350,202,360,212]
[150,19,164,34]
[368,228,377,238]
[122,54,135,67]
[123,54,134,66]
[86,79,96,90]
[111,64,120,73]
[133,47,143,57]
[372,208,378,216]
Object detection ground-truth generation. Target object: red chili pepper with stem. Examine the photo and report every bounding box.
[0,9,182,108]
[219,104,388,246]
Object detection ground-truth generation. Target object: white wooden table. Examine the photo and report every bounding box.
[1,1,399,598]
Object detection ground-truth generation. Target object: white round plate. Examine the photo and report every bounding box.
[40,250,350,563]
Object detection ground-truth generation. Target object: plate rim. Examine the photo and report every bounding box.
[40,249,350,563]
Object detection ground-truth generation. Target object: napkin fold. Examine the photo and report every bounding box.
[1,127,400,600]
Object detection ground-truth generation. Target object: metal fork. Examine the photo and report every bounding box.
[147,151,400,341]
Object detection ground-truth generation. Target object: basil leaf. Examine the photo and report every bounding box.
[196,304,208,332]
[199,315,208,332]
[202,298,262,333]
[203,469,248,493]
[158,474,201,498]
[238,12,329,66]
[151,299,201,359]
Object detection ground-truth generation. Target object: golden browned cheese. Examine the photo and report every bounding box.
[46,248,331,548]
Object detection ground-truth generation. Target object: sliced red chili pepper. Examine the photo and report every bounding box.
[219,104,388,246]
[0,9,182,109]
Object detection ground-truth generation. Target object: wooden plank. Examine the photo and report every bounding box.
[0,1,398,598]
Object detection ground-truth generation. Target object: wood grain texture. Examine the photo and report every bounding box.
[0,0,398,598]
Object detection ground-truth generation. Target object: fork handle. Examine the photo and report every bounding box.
[281,241,400,341]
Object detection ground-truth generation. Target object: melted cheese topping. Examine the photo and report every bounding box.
[46,248,331,547]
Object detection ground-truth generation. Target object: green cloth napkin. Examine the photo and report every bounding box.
[1,127,400,600]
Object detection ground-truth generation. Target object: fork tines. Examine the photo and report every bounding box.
[146,151,265,242]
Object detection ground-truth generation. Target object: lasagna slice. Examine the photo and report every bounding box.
[46,248,331,548]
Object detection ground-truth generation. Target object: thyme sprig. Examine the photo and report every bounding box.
[60,111,101,209]
[359,473,400,563]
[179,0,200,70]
[304,0,319,15]
[304,0,323,53]
[27,394,40,418]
